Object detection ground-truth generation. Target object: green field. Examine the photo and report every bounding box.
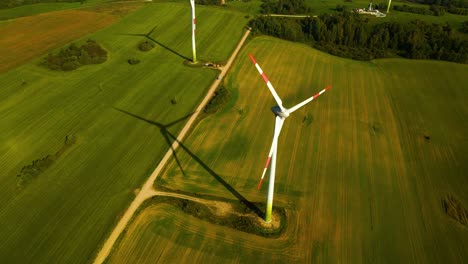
[111,36,468,262]
[0,3,247,263]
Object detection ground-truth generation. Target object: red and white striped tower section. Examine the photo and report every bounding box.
[190,0,197,62]
[249,53,331,223]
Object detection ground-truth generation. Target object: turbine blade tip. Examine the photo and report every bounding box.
[248,54,256,63]
[257,178,264,190]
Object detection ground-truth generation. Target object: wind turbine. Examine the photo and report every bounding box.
[190,0,197,62]
[249,54,331,223]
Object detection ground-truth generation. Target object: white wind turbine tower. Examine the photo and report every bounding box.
[190,0,197,62]
[249,54,331,223]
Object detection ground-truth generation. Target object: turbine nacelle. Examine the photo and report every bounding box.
[271,106,289,118]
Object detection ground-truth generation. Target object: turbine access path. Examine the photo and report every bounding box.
[93,29,251,264]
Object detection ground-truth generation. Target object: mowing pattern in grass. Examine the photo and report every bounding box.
[145,36,467,262]
[0,4,247,264]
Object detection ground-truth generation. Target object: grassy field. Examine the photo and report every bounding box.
[0,3,247,263]
[109,36,468,262]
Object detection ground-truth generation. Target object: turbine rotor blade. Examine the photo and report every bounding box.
[288,85,331,114]
[249,54,284,109]
[258,139,275,190]
[258,116,284,190]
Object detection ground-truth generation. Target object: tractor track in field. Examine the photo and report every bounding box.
[93,28,250,264]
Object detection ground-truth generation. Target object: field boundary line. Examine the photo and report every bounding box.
[93,28,250,264]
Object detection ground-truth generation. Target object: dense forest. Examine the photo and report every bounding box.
[260,0,311,14]
[0,0,82,9]
[250,12,468,63]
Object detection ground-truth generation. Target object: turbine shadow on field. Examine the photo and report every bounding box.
[120,25,190,61]
[114,107,189,177]
[114,107,264,218]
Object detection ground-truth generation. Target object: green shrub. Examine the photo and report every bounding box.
[204,86,230,114]
[443,194,468,226]
[138,40,155,52]
[127,58,140,65]
[461,21,468,33]
[17,135,77,189]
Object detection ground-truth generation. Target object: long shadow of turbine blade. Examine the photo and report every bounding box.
[112,106,262,216]
[165,132,264,218]
[161,130,186,177]
[113,107,192,176]
[119,33,190,61]
[146,36,190,61]
[113,107,162,127]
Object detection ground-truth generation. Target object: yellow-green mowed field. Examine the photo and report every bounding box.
[0,3,248,263]
[108,36,468,263]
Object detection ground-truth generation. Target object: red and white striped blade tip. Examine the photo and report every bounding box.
[248,54,257,64]
[257,178,264,190]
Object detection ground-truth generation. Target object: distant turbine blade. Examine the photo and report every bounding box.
[288,85,331,114]
[258,116,284,190]
[249,54,284,109]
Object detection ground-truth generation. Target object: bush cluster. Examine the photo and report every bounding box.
[42,40,107,71]
[461,21,468,33]
[204,86,230,114]
[249,13,468,63]
[138,40,155,52]
[17,135,76,189]
[442,194,468,225]
[127,58,140,65]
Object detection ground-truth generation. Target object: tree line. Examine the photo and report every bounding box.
[260,0,311,14]
[407,0,468,8]
[381,3,468,16]
[249,13,468,63]
[195,0,222,5]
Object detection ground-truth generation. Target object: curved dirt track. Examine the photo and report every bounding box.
[93,29,250,264]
